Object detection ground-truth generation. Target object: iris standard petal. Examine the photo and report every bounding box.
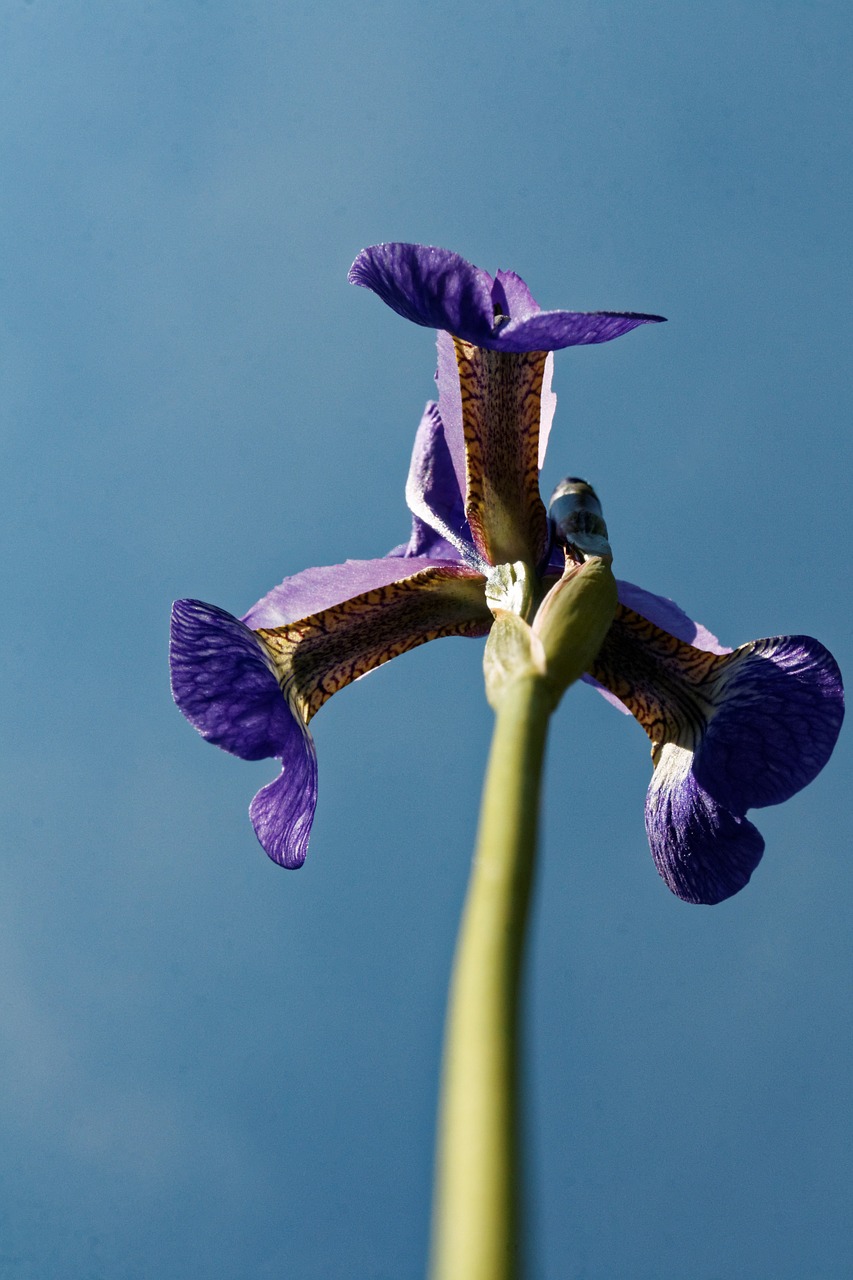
[646,744,766,905]
[404,402,475,563]
[693,635,844,812]
[348,243,496,346]
[170,599,298,761]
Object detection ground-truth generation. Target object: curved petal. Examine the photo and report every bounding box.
[255,564,492,723]
[497,309,666,353]
[350,243,666,352]
[404,402,478,563]
[170,599,297,761]
[171,600,320,869]
[694,635,844,812]
[243,554,471,629]
[492,269,540,322]
[348,243,496,346]
[646,744,765,905]
[453,340,549,566]
[249,738,318,869]
[583,583,728,714]
[615,581,728,652]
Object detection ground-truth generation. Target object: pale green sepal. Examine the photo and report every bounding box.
[532,557,618,703]
[485,560,535,620]
[483,611,547,711]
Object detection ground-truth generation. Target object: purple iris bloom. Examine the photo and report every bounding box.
[171,243,843,903]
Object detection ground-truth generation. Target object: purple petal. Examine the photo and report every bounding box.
[614,581,728,652]
[170,599,297,761]
[404,402,475,562]
[350,243,666,352]
[249,740,318,869]
[496,310,666,353]
[584,583,729,714]
[435,330,467,495]
[694,636,844,812]
[349,243,496,346]
[646,745,765,905]
[492,269,540,322]
[243,554,470,630]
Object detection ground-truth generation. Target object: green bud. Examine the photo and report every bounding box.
[532,557,618,703]
[482,611,546,711]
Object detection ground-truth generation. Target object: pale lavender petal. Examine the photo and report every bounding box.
[349,243,496,346]
[646,745,765,905]
[435,329,466,493]
[404,402,478,563]
[249,739,318,869]
[170,599,296,761]
[694,635,844,812]
[243,554,468,629]
[538,353,557,470]
[492,269,540,322]
[497,309,666,353]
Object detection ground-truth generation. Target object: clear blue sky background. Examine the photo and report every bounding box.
[2,3,851,1277]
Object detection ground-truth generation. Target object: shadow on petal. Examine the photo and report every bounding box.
[646,745,765,905]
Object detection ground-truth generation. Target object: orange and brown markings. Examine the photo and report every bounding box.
[453,339,549,567]
[589,606,741,760]
[255,567,491,722]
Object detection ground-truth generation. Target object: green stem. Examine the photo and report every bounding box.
[428,672,554,1280]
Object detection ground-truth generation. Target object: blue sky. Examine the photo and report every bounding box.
[2,3,851,1277]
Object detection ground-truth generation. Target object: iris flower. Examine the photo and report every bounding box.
[170,243,842,905]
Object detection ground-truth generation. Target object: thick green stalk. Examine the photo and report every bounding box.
[429,671,554,1280]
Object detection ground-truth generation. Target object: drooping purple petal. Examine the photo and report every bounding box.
[694,635,844,812]
[170,599,296,761]
[350,243,666,352]
[243,554,472,630]
[403,402,476,563]
[349,244,497,346]
[249,740,318,869]
[171,599,320,869]
[646,745,765,905]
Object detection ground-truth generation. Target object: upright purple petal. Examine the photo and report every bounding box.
[435,330,467,495]
[404,402,478,563]
[646,745,765,905]
[694,635,844,812]
[492,269,540,322]
[349,244,496,346]
[170,600,296,761]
